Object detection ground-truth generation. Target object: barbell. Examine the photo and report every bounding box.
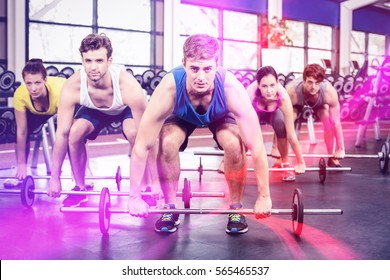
[189,155,350,183]
[194,141,389,173]
[1,175,224,208]
[61,187,343,236]
[0,165,122,191]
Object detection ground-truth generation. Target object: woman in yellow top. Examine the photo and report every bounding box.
[5,59,65,186]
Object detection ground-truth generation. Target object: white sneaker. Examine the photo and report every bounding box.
[3,178,22,189]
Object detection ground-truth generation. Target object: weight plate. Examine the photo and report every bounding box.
[182,178,191,209]
[60,67,75,78]
[99,187,111,235]
[292,188,304,236]
[149,75,162,91]
[319,157,326,183]
[0,71,16,91]
[115,166,121,191]
[302,106,313,120]
[21,175,35,208]
[379,142,389,173]
[46,65,59,76]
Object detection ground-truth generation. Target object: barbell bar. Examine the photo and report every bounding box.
[0,165,122,191]
[185,157,350,183]
[1,175,224,208]
[60,187,343,236]
[194,140,389,173]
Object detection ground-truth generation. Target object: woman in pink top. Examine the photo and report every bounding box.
[250,66,306,181]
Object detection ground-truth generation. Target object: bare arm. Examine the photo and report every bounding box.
[225,71,271,216]
[325,82,345,156]
[129,73,176,200]
[50,74,80,180]
[14,110,28,179]
[120,71,148,131]
[278,85,305,167]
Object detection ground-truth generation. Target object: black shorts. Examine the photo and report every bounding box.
[74,106,133,140]
[163,112,237,151]
[26,111,54,135]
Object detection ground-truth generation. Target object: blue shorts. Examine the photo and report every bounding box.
[74,106,133,140]
[164,112,237,151]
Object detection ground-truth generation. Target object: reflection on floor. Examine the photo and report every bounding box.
[0,122,390,260]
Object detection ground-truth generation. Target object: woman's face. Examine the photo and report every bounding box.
[258,74,278,100]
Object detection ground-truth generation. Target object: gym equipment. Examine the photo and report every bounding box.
[60,187,343,236]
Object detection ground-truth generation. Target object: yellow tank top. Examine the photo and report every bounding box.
[13,76,66,115]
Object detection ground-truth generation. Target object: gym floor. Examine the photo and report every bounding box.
[0,121,389,260]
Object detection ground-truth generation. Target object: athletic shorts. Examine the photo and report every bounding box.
[163,112,237,151]
[74,106,133,140]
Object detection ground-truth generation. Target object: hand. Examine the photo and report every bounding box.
[294,162,306,174]
[253,195,272,219]
[48,178,62,198]
[128,196,150,218]
[15,164,27,180]
[334,149,345,159]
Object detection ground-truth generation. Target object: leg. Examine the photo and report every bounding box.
[271,109,295,181]
[68,118,95,190]
[215,123,247,205]
[157,123,186,206]
[215,123,248,234]
[154,122,187,233]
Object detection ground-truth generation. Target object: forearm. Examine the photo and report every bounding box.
[334,122,345,151]
[251,145,271,199]
[15,134,27,165]
[129,146,150,198]
[51,134,69,178]
[288,137,305,164]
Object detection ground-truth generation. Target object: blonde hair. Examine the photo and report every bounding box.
[183,34,219,64]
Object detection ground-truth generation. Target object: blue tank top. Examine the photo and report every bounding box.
[171,66,228,127]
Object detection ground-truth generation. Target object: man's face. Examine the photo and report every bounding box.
[302,76,322,96]
[183,57,217,95]
[81,47,112,82]
[24,73,47,100]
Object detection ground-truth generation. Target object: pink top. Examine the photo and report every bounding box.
[252,88,282,113]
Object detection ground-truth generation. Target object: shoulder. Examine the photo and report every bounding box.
[323,80,339,104]
[61,70,81,93]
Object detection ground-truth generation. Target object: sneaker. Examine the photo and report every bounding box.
[155,204,180,233]
[62,186,88,207]
[281,163,296,182]
[328,158,342,167]
[3,178,22,189]
[226,203,248,234]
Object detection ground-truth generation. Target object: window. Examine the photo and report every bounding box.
[178,4,259,71]
[28,0,157,74]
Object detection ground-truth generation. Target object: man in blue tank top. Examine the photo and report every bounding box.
[128,34,272,234]
[286,63,345,167]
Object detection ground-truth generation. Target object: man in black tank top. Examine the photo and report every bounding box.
[286,63,345,167]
